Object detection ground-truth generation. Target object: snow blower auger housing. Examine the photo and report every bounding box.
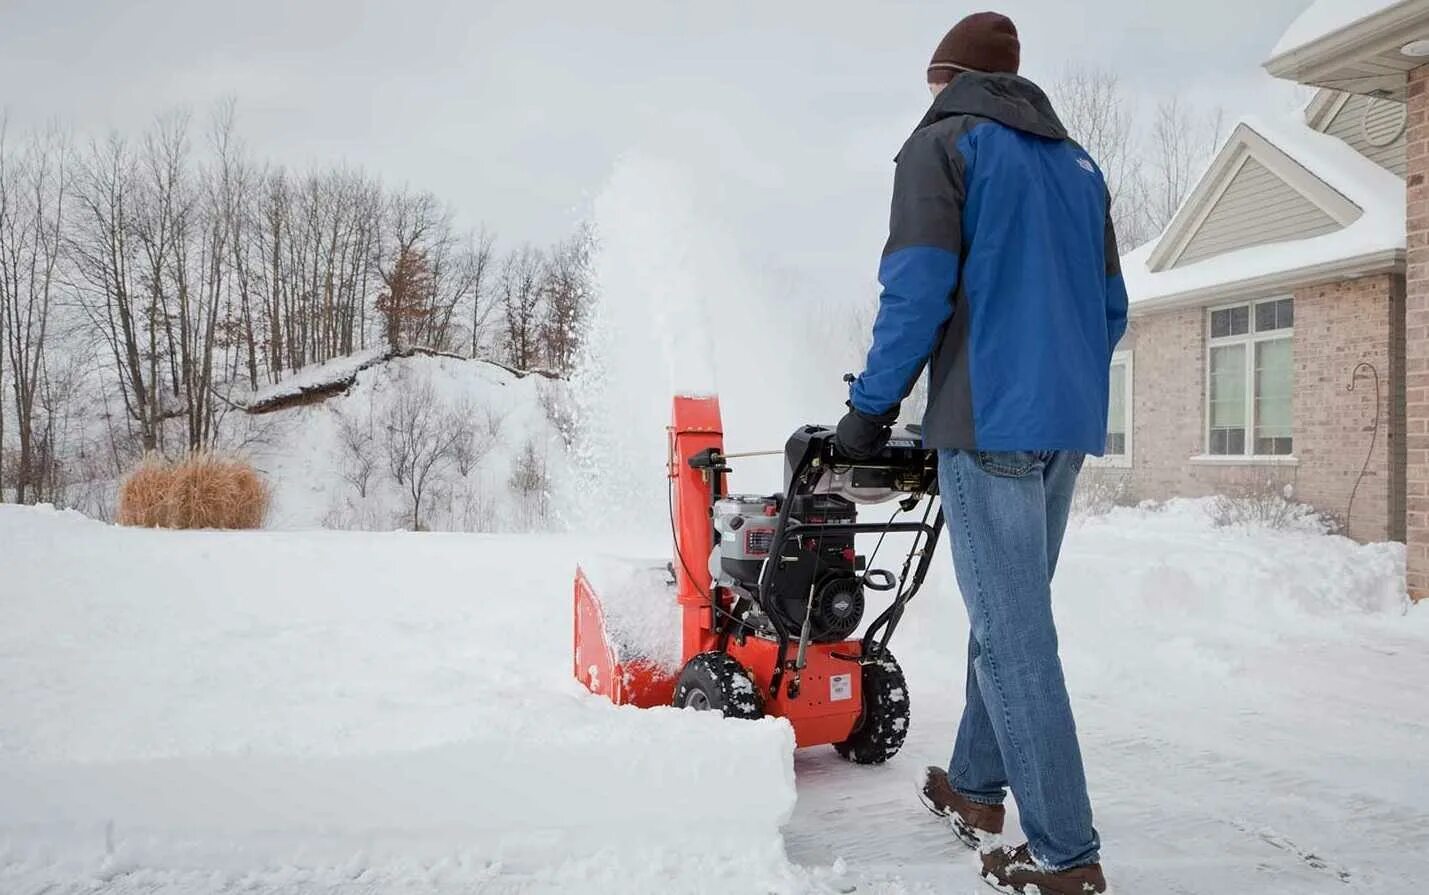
[574,395,944,763]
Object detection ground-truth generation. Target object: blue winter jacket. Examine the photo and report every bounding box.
[849,73,1128,454]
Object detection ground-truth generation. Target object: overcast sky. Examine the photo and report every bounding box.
[2,0,1314,297]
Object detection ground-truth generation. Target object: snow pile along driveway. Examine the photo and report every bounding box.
[0,507,801,894]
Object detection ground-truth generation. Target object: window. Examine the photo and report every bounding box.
[1106,353,1131,461]
[1206,298,1293,457]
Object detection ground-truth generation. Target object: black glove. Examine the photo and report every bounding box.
[835,404,898,460]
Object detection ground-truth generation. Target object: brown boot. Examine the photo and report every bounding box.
[917,766,1005,850]
[980,843,1107,894]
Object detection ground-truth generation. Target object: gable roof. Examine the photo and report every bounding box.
[1124,113,1404,311]
[1146,124,1363,273]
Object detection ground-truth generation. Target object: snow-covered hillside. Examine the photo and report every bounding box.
[245,353,570,532]
[3,500,1425,893]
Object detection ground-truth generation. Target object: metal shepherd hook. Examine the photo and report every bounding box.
[1344,361,1381,540]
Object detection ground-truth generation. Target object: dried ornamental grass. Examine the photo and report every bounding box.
[117,452,270,530]
[115,455,175,527]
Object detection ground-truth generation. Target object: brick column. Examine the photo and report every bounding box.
[1407,65,1429,597]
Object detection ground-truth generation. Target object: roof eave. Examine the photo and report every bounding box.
[1264,0,1429,96]
[1127,247,1406,317]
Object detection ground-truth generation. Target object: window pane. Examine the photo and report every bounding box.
[1230,306,1249,335]
[1108,362,1127,435]
[1211,309,1231,338]
[1209,343,1247,455]
[1209,427,1246,456]
[1212,306,1251,338]
[1255,338,1292,454]
[1255,298,1293,333]
[1255,301,1276,332]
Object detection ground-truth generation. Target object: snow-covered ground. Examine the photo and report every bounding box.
[3,500,1425,893]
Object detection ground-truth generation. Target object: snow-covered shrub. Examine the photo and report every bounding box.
[1209,472,1334,533]
[450,399,491,477]
[1073,467,1134,518]
[117,452,269,530]
[538,380,577,449]
[335,402,378,499]
[509,439,550,528]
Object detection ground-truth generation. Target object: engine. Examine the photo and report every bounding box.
[704,422,937,646]
[710,492,866,643]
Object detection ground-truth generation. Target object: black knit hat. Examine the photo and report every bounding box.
[928,12,1021,83]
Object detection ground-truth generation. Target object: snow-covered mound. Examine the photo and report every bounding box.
[247,353,569,532]
[0,506,801,893]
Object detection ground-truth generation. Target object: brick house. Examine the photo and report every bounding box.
[1111,0,1429,556]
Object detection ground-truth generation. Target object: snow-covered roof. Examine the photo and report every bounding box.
[1272,0,1409,58]
[1124,112,1404,309]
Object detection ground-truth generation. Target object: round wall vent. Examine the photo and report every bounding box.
[1362,97,1408,148]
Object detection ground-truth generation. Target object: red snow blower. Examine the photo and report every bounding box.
[574,395,944,762]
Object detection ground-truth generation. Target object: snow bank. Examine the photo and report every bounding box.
[1046,499,1412,698]
[244,347,389,408]
[1271,0,1408,57]
[0,507,801,893]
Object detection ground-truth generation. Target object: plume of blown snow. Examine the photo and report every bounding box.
[559,153,861,531]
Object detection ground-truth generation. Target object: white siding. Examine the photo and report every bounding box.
[1323,93,1408,177]
[1175,157,1342,268]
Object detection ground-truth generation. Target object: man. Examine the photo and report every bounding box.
[835,11,1126,895]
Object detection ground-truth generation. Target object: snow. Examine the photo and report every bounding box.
[4,496,1427,892]
[1271,0,1409,58]
[248,353,568,531]
[0,506,799,893]
[245,347,390,408]
[579,555,683,672]
[1123,113,1405,305]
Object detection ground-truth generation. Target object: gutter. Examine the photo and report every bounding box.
[1127,248,1405,317]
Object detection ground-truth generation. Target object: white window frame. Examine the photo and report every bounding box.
[1200,297,1295,462]
[1096,351,1133,468]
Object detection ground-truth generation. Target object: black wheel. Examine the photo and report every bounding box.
[834,651,909,764]
[672,652,763,720]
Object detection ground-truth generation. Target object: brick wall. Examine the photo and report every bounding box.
[1293,275,1404,542]
[1124,273,1403,542]
[1406,64,1429,595]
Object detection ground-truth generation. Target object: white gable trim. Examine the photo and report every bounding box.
[1305,88,1351,132]
[1147,122,1364,273]
[1128,247,1403,316]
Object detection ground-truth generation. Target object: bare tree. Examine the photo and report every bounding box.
[1050,64,1149,249]
[499,245,544,370]
[468,227,497,358]
[0,127,70,502]
[540,223,594,376]
[1146,95,1226,236]
[380,369,464,529]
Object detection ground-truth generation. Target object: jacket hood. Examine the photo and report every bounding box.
[915,73,1068,141]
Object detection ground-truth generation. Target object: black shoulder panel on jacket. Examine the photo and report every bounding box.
[882,117,977,259]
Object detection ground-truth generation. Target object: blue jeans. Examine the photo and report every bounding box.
[937,449,1099,871]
